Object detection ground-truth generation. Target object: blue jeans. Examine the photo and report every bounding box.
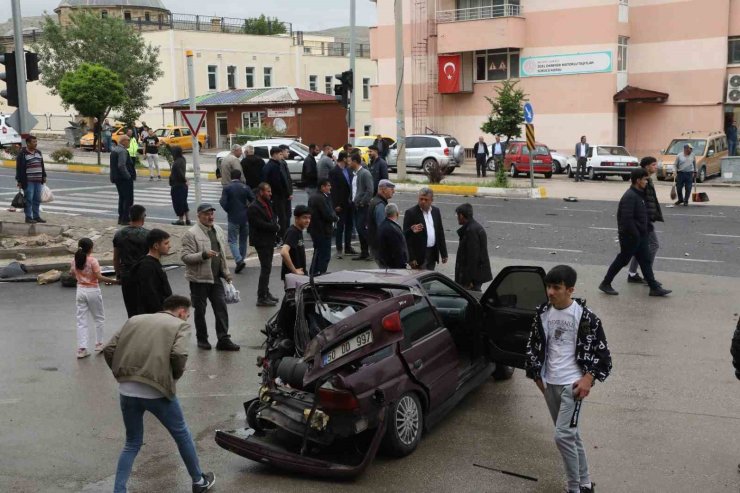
[104,133,113,152]
[227,221,248,263]
[729,139,737,157]
[114,395,202,493]
[24,181,43,220]
[310,234,332,276]
[675,171,693,204]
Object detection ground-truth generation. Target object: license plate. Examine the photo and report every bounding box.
[615,162,625,166]
[533,160,543,164]
[322,330,374,366]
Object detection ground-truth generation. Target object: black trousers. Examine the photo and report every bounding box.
[335,207,354,251]
[189,281,230,342]
[575,157,587,180]
[353,205,369,256]
[603,233,659,289]
[115,180,134,223]
[422,247,438,271]
[121,277,139,318]
[274,197,290,241]
[476,155,487,177]
[256,246,273,298]
[310,234,332,276]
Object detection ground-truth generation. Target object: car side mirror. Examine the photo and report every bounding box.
[659,149,665,154]
[707,150,715,157]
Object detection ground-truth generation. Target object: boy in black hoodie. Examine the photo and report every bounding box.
[132,229,173,315]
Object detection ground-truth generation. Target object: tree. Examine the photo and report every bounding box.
[480,79,528,167]
[59,63,125,164]
[33,11,163,127]
[242,15,288,35]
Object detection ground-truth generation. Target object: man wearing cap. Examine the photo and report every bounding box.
[673,143,696,206]
[403,187,448,271]
[308,179,338,276]
[367,179,396,267]
[377,203,408,269]
[367,145,389,194]
[181,203,240,351]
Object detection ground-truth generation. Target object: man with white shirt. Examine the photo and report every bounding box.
[492,135,505,172]
[525,265,611,493]
[403,187,448,270]
[472,136,489,178]
[574,136,590,182]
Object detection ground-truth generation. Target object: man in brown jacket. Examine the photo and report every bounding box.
[103,295,215,493]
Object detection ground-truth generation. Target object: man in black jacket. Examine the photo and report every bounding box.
[472,136,489,178]
[308,179,338,276]
[367,145,389,194]
[241,145,264,190]
[367,180,395,267]
[454,203,492,291]
[377,203,408,269]
[626,156,663,284]
[403,188,448,271]
[110,135,136,225]
[301,144,319,196]
[329,151,356,258]
[262,147,291,243]
[247,183,280,306]
[131,229,173,314]
[599,168,671,297]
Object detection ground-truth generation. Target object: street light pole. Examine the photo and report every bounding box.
[394,0,407,180]
[185,50,202,208]
[349,0,356,145]
[11,0,30,133]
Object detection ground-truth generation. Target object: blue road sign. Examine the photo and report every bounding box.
[523,102,534,123]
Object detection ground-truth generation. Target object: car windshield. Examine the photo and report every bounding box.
[666,139,706,155]
[290,142,309,153]
[153,129,169,137]
[355,137,375,147]
[597,146,630,156]
[522,145,549,155]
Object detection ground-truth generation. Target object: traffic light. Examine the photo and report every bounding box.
[333,69,353,109]
[25,52,39,82]
[0,52,18,107]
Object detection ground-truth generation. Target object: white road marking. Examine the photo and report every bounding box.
[655,256,723,263]
[667,213,730,218]
[40,204,110,214]
[528,247,583,253]
[488,220,550,227]
[0,184,117,197]
[589,227,617,230]
[0,398,21,405]
[557,208,602,213]
[702,233,740,238]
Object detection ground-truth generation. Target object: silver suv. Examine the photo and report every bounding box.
[387,134,464,174]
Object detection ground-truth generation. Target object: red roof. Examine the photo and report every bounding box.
[614,85,669,103]
[294,88,336,102]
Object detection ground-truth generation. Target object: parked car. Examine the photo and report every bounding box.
[566,144,639,181]
[656,131,727,183]
[386,134,464,174]
[503,141,553,178]
[79,123,126,150]
[151,125,206,151]
[354,135,395,164]
[549,150,570,174]
[217,138,309,184]
[0,113,22,147]
[215,267,546,478]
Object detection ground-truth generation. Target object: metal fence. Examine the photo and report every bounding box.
[126,13,293,36]
[436,3,523,23]
[32,113,77,132]
[297,39,370,58]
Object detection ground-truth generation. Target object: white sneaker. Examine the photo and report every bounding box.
[77,348,90,359]
[94,343,104,352]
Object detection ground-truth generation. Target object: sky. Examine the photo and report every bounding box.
[1,0,377,31]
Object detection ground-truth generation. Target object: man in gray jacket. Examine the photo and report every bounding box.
[219,145,244,187]
[317,143,336,180]
[104,295,215,493]
[181,203,239,351]
[349,153,374,260]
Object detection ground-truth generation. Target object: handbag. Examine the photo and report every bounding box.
[669,173,677,201]
[41,184,54,203]
[11,190,25,208]
[223,280,240,304]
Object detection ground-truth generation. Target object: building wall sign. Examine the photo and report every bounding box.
[520,51,612,78]
[267,108,296,118]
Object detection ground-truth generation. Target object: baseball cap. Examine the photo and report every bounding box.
[684,143,693,149]
[378,179,396,189]
[197,203,216,213]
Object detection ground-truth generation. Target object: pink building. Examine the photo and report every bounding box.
[370,0,740,157]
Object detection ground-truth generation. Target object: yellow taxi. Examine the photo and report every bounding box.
[79,123,126,150]
[152,125,206,151]
[354,135,395,163]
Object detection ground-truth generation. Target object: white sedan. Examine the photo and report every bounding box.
[566,144,639,181]
[549,150,570,174]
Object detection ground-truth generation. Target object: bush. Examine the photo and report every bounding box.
[493,163,508,188]
[50,148,74,163]
[425,161,448,184]
[158,144,174,165]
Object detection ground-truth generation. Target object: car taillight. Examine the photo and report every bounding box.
[444,148,450,156]
[318,387,360,412]
[382,311,402,332]
[2,127,6,134]
[602,161,614,166]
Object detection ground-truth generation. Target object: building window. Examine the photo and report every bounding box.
[124,11,131,21]
[475,49,520,81]
[309,75,317,92]
[245,67,255,88]
[618,36,629,72]
[619,0,628,4]
[264,67,273,87]
[454,0,521,19]
[101,10,108,18]
[241,111,265,129]
[729,38,740,64]
[325,76,333,95]
[145,12,150,22]
[207,65,218,90]
[227,65,237,89]
[362,78,370,99]
[364,125,372,136]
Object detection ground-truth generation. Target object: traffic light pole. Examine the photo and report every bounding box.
[349,0,356,145]
[394,0,406,180]
[11,0,30,134]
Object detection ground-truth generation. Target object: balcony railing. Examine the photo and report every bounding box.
[436,3,523,23]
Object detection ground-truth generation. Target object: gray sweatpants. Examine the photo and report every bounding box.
[543,383,591,492]
[628,230,659,275]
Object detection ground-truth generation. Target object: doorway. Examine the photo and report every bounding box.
[617,103,626,147]
[216,112,229,149]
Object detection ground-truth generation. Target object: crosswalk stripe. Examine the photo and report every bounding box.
[41,204,111,214]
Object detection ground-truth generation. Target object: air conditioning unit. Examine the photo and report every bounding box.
[727,75,740,103]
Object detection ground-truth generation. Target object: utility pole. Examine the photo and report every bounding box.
[11,0,30,133]
[394,0,407,180]
[185,50,202,208]
[349,0,356,145]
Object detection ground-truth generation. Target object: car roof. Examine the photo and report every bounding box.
[284,269,426,289]
[246,138,300,145]
[672,131,725,139]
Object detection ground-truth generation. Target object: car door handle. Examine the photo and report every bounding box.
[413,359,423,370]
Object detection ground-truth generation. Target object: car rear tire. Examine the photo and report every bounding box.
[492,363,514,381]
[553,160,562,174]
[621,175,630,181]
[382,392,423,457]
[544,172,552,179]
[246,400,271,432]
[697,166,707,183]
[422,158,438,174]
[510,164,519,178]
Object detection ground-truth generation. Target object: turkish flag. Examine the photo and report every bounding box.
[438,54,461,94]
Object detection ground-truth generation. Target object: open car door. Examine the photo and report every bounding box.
[481,266,547,369]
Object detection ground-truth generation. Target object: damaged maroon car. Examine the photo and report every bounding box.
[215,267,547,478]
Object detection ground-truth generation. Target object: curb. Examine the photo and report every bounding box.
[394,182,547,199]
[2,160,218,181]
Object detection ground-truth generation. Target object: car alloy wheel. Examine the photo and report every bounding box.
[383,392,423,457]
[698,166,706,183]
[510,164,518,177]
[395,395,420,446]
[422,158,437,174]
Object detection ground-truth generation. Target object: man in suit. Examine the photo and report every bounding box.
[454,203,492,291]
[301,143,319,196]
[575,135,590,182]
[377,203,408,269]
[240,145,264,190]
[308,179,338,276]
[367,179,396,267]
[403,187,448,271]
[473,136,489,178]
[349,153,374,261]
[247,183,281,306]
[329,151,356,258]
[262,147,291,244]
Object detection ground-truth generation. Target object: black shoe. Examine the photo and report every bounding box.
[186,220,193,226]
[674,200,682,205]
[257,297,277,307]
[353,254,370,261]
[216,339,240,351]
[235,261,246,273]
[171,220,185,225]
[267,292,279,302]
[580,483,595,493]
[345,247,359,255]
[193,472,216,493]
[627,273,646,284]
[197,340,212,350]
[25,217,36,224]
[649,286,672,297]
[598,282,619,295]
[683,202,689,206]
[34,217,47,223]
